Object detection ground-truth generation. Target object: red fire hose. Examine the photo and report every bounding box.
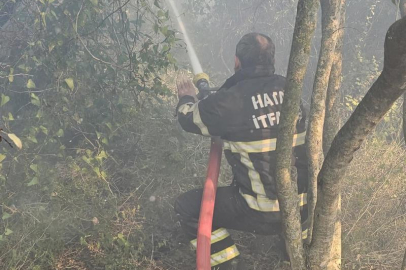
[196,137,222,270]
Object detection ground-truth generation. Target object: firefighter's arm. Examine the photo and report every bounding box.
[176,95,226,137]
[176,77,226,137]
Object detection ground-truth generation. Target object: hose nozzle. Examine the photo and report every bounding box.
[193,73,218,100]
[193,73,210,87]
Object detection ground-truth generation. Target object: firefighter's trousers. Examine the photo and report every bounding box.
[174,185,308,269]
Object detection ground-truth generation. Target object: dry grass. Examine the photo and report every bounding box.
[342,139,406,270]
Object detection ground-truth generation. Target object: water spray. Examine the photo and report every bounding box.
[167,1,222,270]
[167,0,203,75]
[166,0,215,99]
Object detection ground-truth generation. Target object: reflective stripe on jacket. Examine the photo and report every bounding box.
[177,66,308,212]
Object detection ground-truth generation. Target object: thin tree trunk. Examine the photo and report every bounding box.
[400,0,406,144]
[404,91,406,143]
[400,6,406,270]
[323,0,346,155]
[327,195,341,270]
[309,16,406,269]
[323,3,346,269]
[404,85,406,143]
[306,0,342,244]
[274,0,319,268]
[402,248,406,270]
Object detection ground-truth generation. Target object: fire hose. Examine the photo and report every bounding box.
[196,136,222,270]
[194,74,222,270]
[166,1,222,268]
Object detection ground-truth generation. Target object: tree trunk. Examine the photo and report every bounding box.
[400,0,406,144]
[323,0,346,155]
[274,0,319,268]
[402,248,406,270]
[306,0,342,244]
[327,195,341,270]
[308,16,406,269]
[323,2,346,269]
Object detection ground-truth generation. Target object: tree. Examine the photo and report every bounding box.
[398,0,406,144]
[306,0,343,244]
[309,15,406,269]
[276,0,406,268]
[398,3,406,270]
[392,2,406,268]
[323,1,346,156]
[322,2,346,269]
[274,0,319,268]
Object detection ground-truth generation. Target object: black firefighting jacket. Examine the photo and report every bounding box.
[177,66,308,212]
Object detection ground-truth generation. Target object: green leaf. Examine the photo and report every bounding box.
[8,113,14,121]
[31,93,39,100]
[80,236,88,246]
[0,154,6,163]
[56,129,64,137]
[27,177,39,186]
[28,135,38,144]
[97,150,107,160]
[40,126,48,135]
[36,109,43,118]
[27,79,36,89]
[2,212,11,220]
[89,0,98,6]
[30,164,38,173]
[5,228,13,236]
[105,122,112,131]
[41,12,47,28]
[93,167,101,176]
[31,98,41,106]
[8,68,14,83]
[65,78,75,90]
[159,26,168,36]
[0,235,3,241]
[82,156,91,165]
[1,94,10,107]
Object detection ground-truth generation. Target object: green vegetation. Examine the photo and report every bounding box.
[0,1,182,269]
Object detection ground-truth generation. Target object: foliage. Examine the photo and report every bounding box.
[0,0,181,268]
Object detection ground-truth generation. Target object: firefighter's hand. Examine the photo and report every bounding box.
[176,76,197,100]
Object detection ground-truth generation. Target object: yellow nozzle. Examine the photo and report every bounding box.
[193,73,210,86]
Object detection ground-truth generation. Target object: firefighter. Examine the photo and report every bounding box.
[175,33,309,270]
